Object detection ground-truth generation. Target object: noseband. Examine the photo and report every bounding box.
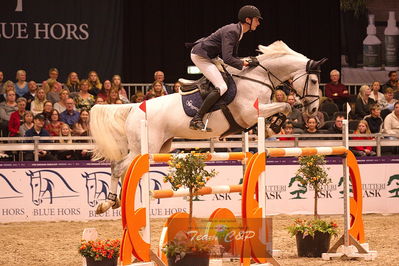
[232,59,321,108]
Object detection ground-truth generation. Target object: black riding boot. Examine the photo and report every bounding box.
[189,88,221,131]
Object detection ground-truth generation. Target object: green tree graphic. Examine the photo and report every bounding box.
[387,174,399,198]
[338,176,353,198]
[288,176,307,199]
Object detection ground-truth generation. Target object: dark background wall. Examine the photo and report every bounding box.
[1,0,340,83]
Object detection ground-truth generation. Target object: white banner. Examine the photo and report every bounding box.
[0,158,398,222]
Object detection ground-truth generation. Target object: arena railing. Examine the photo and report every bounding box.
[1,134,398,161]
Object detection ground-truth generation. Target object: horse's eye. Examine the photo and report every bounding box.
[311,78,317,85]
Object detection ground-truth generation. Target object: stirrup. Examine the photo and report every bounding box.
[189,118,212,132]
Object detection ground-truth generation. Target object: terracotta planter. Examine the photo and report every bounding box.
[167,253,209,266]
[295,231,331,257]
[85,256,117,266]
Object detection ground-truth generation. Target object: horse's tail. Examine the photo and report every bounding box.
[90,104,133,162]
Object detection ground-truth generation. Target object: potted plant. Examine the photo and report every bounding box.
[215,224,232,254]
[287,155,339,257]
[78,239,120,266]
[162,151,217,265]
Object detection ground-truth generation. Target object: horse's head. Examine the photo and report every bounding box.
[291,58,327,115]
[82,172,98,207]
[27,170,42,206]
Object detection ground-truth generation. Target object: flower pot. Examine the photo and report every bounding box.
[85,256,117,266]
[167,253,209,266]
[295,231,331,257]
[217,236,232,253]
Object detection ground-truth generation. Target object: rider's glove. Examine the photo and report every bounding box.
[247,57,259,67]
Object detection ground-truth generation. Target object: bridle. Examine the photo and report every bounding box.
[232,59,323,108]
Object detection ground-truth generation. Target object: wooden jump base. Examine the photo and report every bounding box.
[119,145,371,265]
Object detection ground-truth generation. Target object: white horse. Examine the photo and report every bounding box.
[90,41,326,213]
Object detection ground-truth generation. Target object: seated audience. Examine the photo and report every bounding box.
[57,123,77,160]
[87,71,102,97]
[30,87,47,115]
[354,84,376,119]
[65,72,80,95]
[286,94,304,129]
[351,120,376,157]
[154,70,172,94]
[382,71,398,93]
[0,89,18,136]
[23,81,37,110]
[303,117,320,135]
[145,81,165,99]
[272,89,287,103]
[72,109,90,136]
[112,74,129,102]
[8,97,27,137]
[24,113,56,161]
[95,96,105,104]
[1,81,16,103]
[279,121,295,141]
[60,98,80,127]
[97,80,111,101]
[302,111,325,129]
[19,111,34,136]
[383,102,399,136]
[14,69,29,97]
[369,81,385,107]
[45,79,62,104]
[131,91,145,103]
[115,99,123,104]
[74,79,95,111]
[324,69,350,110]
[107,88,121,104]
[327,113,345,134]
[41,101,53,123]
[172,81,183,93]
[45,109,62,136]
[54,89,71,113]
[381,87,398,119]
[364,104,383,133]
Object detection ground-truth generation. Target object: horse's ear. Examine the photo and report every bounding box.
[317,58,328,66]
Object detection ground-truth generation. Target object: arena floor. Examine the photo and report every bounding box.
[0,214,397,266]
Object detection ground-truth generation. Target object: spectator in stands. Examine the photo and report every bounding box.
[60,98,80,127]
[115,99,123,104]
[303,117,320,135]
[369,81,385,107]
[112,74,129,101]
[42,68,62,92]
[302,111,325,130]
[383,102,399,136]
[45,79,62,104]
[328,113,345,134]
[272,89,287,103]
[172,81,183,93]
[31,87,46,115]
[72,109,90,136]
[75,79,95,111]
[95,96,105,104]
[279,121,295,141]
[57,123,76,160]
[106,88,121,104]
[1,81,16,103]
[364,104,383,133]
[87,71,102,97]
[54,89,70,113]
[381,87,398,119]
[382,71,398,93]
[0,89,18,136]
[8,97,27,137]
[146,81,165,99]
[65,72,80,95]
[41,101,53,124]
[23,81,37,110]
[97,80,111,101]
[324,69,350,111]
[15,69,28,97]
[45,109,62,136]
[19,111,33,137]
[154,70,172,94]
[24,113,56,161]
[286,94,304,130]
[131,91,145,103]
[354,85,376,120]
[351,120,376,157]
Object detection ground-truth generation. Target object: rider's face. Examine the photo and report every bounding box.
[251,17,260,31]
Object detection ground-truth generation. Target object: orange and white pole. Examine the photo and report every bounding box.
[266,146,347,157]
[150,184,242,199]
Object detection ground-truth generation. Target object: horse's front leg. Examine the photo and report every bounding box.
[95,162,123,214]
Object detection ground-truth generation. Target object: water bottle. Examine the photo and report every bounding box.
[363,14,382,70]
[384,11,399,71]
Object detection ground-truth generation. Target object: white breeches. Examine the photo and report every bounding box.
[191,53,228,95]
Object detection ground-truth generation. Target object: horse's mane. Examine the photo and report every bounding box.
[257,41,307,60]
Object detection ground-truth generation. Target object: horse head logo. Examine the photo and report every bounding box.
[26,170,78,205]
[82,171,111,207]
[138,170,164,204]
[0,173,23,200]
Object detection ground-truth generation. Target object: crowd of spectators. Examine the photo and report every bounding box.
[1,67,399,160]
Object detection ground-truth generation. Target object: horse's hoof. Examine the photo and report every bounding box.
[112,198,121,209]
[95,201,111,214]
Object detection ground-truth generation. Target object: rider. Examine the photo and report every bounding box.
[189,5,262,131]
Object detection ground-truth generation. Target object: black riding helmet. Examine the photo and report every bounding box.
[238,5,263,23]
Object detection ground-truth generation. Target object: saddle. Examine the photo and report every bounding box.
[179,72,246,139]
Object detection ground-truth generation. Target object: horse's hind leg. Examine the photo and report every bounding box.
[95,161,124,214]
